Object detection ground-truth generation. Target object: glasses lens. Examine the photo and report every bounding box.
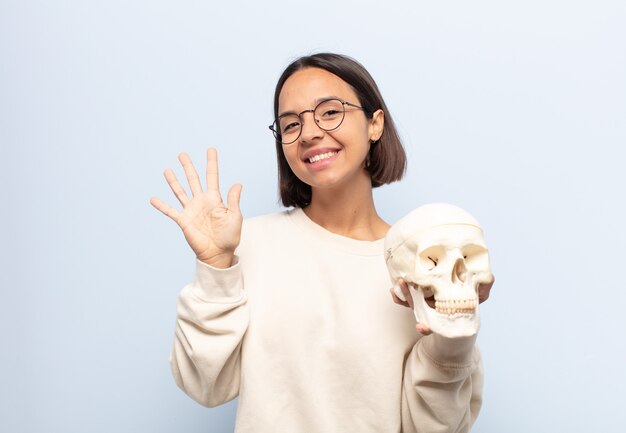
[314,99,345,131]
[278,114,301,144]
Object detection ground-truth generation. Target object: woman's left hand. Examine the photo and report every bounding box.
[389,275,495,335]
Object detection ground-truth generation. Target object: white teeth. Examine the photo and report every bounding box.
[308,151,337,163]
[434,298,477,315]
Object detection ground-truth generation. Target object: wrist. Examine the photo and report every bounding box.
[198,251,235,269]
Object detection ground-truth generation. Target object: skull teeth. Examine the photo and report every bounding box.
[434,299,477,315]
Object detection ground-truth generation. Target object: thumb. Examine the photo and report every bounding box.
[227,184,243,213]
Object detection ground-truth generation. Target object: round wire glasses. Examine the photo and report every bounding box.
[269,98,368,145]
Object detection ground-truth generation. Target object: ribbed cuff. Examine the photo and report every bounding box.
[191,257,244,303]
[421,333,478,368]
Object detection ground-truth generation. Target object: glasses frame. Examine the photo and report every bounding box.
[269,98,369,145]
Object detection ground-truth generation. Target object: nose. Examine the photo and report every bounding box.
[451,256,467,284]
[298,111,324,145]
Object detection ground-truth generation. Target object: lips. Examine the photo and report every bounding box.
[301,148,341,163]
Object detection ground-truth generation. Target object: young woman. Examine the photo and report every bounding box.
[151,53,491,433]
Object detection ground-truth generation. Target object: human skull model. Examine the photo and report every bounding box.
[384,203,492,338]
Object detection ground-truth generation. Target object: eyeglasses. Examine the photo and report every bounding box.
[269,98,369,145]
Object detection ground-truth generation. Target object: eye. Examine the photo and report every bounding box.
[419,246,445,271]
[321,109,341,118]
[462,244,489,270]
[315,99,344,120]
[281,120,301,134]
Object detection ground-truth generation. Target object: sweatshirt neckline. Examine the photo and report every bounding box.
[287,208,385,256]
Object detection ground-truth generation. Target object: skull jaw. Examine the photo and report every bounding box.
[410,286,480,338]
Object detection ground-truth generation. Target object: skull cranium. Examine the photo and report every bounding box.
[384,203,492,338]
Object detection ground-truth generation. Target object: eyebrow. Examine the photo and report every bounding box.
[278,95,342,118]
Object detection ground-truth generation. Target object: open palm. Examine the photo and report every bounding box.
[150,148,243,268]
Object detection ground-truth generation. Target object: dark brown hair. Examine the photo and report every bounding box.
[273,53,406,208]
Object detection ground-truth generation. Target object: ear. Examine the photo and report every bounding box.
[368,109,384,142]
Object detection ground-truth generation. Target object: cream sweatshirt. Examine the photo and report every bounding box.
[170,208,483,433]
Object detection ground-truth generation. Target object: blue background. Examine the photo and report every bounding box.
[1,1,625,432]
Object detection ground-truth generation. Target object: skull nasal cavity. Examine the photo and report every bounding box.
[452,258,467,283]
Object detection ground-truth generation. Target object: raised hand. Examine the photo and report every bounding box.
[150,148,243,268]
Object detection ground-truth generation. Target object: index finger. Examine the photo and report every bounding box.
[390,288,411,308]
[206,147,220,193]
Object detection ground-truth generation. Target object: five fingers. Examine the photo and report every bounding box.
[152,148,244,221]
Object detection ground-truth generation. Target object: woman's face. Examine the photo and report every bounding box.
[277,67,383,193]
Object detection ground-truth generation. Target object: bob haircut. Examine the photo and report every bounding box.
[273,53,407,208]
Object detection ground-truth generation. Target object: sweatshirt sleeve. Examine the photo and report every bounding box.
[170,257,249,408]
[401,333,483,433]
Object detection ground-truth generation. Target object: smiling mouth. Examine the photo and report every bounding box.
[305,150,339,163]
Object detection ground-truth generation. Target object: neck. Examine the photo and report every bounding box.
[303,173,389,241]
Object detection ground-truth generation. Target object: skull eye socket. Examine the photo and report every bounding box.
[462,244,489,271]
[419,246,446,271]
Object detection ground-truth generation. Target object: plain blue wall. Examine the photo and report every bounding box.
[2,1,625,432]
